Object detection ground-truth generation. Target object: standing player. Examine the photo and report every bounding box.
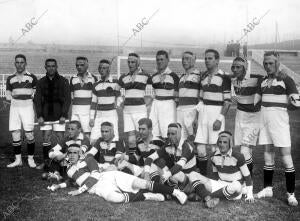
[34,58,71,170]
[194,49,231,175]
[254,51,298,206]
[6,54,37,168]
[70,57,97,138]
[90,59,120,145]
[188,131,254,208]
[177,51,201,140]
[117,53,151,156]
[231,57,261,176]
[150,50,179,140]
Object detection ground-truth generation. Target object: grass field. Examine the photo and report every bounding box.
[0,100,300,220]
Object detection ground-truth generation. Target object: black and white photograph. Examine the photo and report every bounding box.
[0,0,299,220]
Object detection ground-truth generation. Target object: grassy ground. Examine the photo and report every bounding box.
[0,99,300,221]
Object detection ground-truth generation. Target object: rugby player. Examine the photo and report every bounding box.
[34,58,71,170]
[6,54,38,168]
[90,59,120,145]
[231,57,261,176]
[70,57,97,138]
[177,51,201,141]
[254,51,298,206]
[49,144,188,205]
[188,131,254,208]
[117,53,151,158]
[194,49,232,175]
[149,50,179,140]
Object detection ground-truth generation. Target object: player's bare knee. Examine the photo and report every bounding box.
[132,177,147,190]
[128,134,136,148]
[228,181,242,193]
[25,131,34,141]
[196,144,207,157]
[11,130,21,141]
[281,155,294,168]
[106,192,126,203]
[43,131,52,143]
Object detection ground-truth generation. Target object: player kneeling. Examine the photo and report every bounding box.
[187,131,254,208]
[49,144,188,204]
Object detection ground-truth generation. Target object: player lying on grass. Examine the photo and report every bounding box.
[187,131,254,208]
[42,120,90,181]
[85,121,124,171]
[116,118,165,182]
[49,144,188,205]
[142,123,197,191]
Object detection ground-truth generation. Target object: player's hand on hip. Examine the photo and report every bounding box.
[213,120,222,131]
[38,117,45,126]
[59,117,66,124]
[89,119,95,127]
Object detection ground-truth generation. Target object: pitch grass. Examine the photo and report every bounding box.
[0,104,299,220]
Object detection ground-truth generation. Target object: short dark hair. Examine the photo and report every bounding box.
[218,130,232,136]
[101,121,113,127]
[45,58,57,66]
[264,51,279,58]
[128,53,139,58]
[156,50,169,59]
[205,49,220,60]
[138,118,152,129]
[76,56,88,62]
[99,59,110,65]
[69,120,82,129]
[15,54,26,62]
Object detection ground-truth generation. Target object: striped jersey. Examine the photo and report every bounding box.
[90,77,120,117]
[88,138,125,164]
[256,74,298,110]
[178,69,201,106]
[232,75,262,112]
[136,138,164,165]
[70,72,98,114]
[145,139,196,174]
[65,155,101,191]
[118,68,150,107]
[150,67,179,100]
[211,148,252,186]
[200,69,231,106]
[6,71,37,106]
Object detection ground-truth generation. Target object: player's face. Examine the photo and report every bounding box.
[218,136,231,155]
[182,54,195,71]
[139,124,150,140]
[127,56,139,73]
[98,63,110,79]
[263,55,279,75]
[76,59,88,75]
[231,64,244,78]
[167,127,181,145]
[45,61,58,76]
[67,124,81,139]
[205,52,218,70]
[68,150,80,164]
[14,57,26,73]
[156,55,169,71]
[101,125,114,141]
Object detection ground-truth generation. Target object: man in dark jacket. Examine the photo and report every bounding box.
[34,58,71,170]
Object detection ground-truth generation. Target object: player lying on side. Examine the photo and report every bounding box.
[42,120,90,181]
[187,131,254,208]
[49,144,188,205]
[116,118,165,182]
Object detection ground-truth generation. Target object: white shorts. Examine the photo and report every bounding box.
[150,99,176,138]
[90,110,119,141]
[209,179,242,200]
[234,110,261,146]
[40,123,65,132]
[89,171,138,200]
[177,106,197,140]
[258,108,291,147]
[71,113,91,133]
[123,105,147,132]
[9,102,35,131]
[195,105,224,145]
